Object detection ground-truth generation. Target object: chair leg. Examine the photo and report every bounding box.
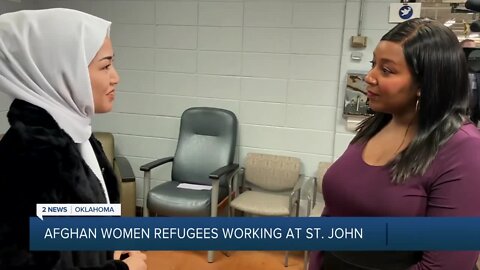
[304,251,309,270]
[208,250,215,263]
[143,171,151,217]
[221,250,230,257]
[284,251,289,267]
[208,179,220,263]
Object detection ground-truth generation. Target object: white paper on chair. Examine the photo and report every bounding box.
[177,183,212,191]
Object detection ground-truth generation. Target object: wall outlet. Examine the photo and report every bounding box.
[351,36,367,48]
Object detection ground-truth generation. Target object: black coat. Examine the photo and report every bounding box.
[0,99,128,270]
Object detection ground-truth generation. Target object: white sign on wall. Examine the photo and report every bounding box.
[389,3,422,24]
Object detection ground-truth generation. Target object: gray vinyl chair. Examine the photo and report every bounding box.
[230,152,303,267]
[304,162,331,270]
[140,107,239,263]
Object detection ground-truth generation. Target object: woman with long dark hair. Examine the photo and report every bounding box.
[309,18,480,269]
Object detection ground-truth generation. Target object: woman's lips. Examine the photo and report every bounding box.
[107,90,115,100]
[367,90,378,98]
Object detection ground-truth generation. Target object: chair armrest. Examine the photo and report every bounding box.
[210,163,240,196]
[304,176,317,216]
[288,175,309,216]
[114,156,135,183]
[289,175,305,199]
[140,156,174,172]
[237,167,246,192]
[209,164,240,218]
[209,163,239,179]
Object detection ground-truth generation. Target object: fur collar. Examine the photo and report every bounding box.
[2,99,119,203]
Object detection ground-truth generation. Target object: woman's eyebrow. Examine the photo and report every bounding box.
[98,56,113,62]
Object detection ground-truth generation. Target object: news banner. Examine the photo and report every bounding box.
[31,204,480,251]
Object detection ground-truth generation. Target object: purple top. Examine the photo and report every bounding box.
[309,124,480,270]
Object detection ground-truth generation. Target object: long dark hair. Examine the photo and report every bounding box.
[352,18,470,183]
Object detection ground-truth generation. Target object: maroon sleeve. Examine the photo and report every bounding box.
[410,138,480,270]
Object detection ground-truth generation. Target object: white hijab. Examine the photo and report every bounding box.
[0,8,111,143]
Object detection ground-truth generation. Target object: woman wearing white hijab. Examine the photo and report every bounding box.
[0,8,146,270]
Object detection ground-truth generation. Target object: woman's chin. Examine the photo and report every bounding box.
[94,105,113,114]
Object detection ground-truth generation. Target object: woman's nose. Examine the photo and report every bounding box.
[111,66,120,85]
[364,72,377,85]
